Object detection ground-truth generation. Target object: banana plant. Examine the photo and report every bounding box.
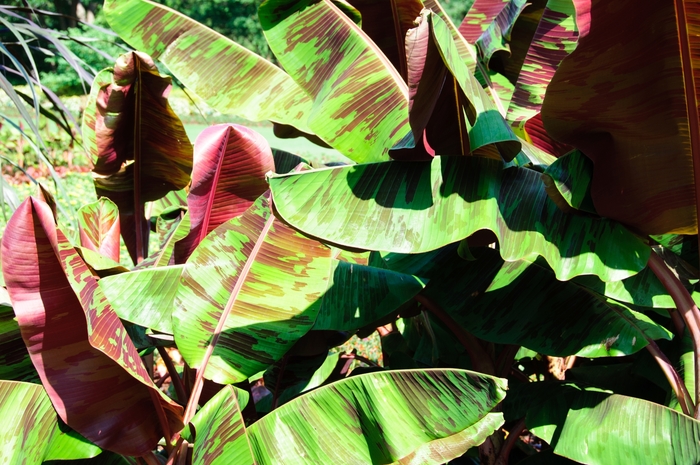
[2,0,700,464]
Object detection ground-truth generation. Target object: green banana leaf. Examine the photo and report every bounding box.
[103,0,314,132]
[421,247,671,357]
[189,369,506,464]
[77,198,121,263]
[312,260,426,331]
[0,381,101,464]
[524,383,700,465]
[259,0,410,163]
[135,210,190,269]
[542,149,595,213]
[269,156,649,281]
[1,197,183,456]
[173,191,333,384]
[0,292,36,382]
[99,265,185,334]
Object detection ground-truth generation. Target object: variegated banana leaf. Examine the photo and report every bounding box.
[421,247,671,357]
[459,0,510,44]
[174,124,274,264]
[188,369,506,464]
[0,290,36,382]
[269,351,340,407]
[271,148,311,175]
[506,0,590,153]
[99,265,185,334]
[174,192,333,384]
[312,260,426,330]
[475,0,529,65]
[269,156,649,281]
[82,52,193,263]
[0,381,101,464]
[521,383,700,465]
[77,198,120,263]
[1,197,183,456]
[103,0,314,132]
[258,0,410,163]
[135,209,190,269]
[541,0,700,235]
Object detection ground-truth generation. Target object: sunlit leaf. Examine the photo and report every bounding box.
[269,156,649,281]
[189,369,506,464]
[0,381,101,464]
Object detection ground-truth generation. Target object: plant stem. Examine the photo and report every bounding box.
[648,251,700,417]
[140,451,161,465]
[164,437,185,465]
[495,345,520,378]
[272,352,290,410]
[147,389,173,453]
[646,340,694,416]
[158,346,187,403]
[495,418,526,465]
[414,294,495,375]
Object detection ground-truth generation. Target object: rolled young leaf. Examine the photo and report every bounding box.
[174,124,274,263]
[77,198,121,262]
[1,197,183,456]
[189,369,507,464]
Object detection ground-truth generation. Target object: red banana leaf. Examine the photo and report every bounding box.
[541,0,700,235]
[1,197,183,456]
[174,124,274,264]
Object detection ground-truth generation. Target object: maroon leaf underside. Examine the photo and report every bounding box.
[174,124,274,264]
[2,198,183,456]
[91,51,193,263]
[346,0,424,81]
[541,0,697,234]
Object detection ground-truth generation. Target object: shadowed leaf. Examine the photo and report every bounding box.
[421,247,672,357]
[541,0,700,235]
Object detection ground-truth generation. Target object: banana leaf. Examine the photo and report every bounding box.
[1,197,183,456]
[519,382,700,465]
[173,192,333,384]
[269,156,649,281]
[174,124,274,263]
[0,291,36,382]
[103,0,314,132]
[421,247,671,357]
[188,369,506,464]
[0,381,101,464]
[259,0,410,163]
[77,198,121,263]
[541,0,700,235]
[83,53,193,263]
